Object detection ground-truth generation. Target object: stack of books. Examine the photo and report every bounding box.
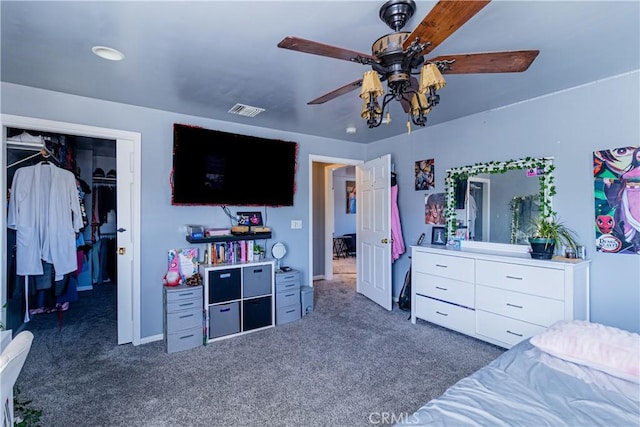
[205,240,256,264]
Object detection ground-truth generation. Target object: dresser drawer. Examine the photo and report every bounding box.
[275,270,300,285]
[166,297,201,313]
[276,303,301,325]
[476,285,564,327]
[413,251,474,283]
[476,260,564,300]
[276,289,300,309]
[276,280,300,293]
[166,308,202,333]
[165,326,202,353]
[476,310,546,348]
[415,295,475,335]
[165,286,202,303]
[414,272,474,308]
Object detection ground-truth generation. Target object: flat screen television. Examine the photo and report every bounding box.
[172,124,297,206]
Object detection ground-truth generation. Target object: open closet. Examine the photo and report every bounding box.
[5,127,116,333]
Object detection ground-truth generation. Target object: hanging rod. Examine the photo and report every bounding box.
[7,138,58,168]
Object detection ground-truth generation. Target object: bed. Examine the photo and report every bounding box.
[397,320,640,426]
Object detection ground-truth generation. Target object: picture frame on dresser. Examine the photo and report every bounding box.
[431,226,446,245]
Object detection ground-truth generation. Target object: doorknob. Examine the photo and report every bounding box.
[118,247,126,255]
[117,228,127,233]
[381,238,389,244]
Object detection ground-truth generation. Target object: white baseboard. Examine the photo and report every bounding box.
[140,334,163,345]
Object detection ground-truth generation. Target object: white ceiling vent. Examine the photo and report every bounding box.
[228,103,265,118]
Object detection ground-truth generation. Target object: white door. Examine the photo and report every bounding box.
[356,154,392,311]
[116,139,134,344]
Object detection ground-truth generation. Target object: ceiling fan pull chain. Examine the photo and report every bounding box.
[406,120,411,135]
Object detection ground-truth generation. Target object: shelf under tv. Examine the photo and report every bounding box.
[186,232,272,244]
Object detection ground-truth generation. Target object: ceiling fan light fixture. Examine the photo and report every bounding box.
[419,63,446,93]
[411,92,431,116]
[361,97,382,120]
[359,71,384,98]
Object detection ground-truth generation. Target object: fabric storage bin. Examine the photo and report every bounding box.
[208,268,241,304]
[243,296,272,331]
[242,264,272,298]
[209,302,240,338]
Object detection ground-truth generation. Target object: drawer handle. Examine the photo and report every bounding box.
[178,292,193,296]
[435,264,448,268]
[435,311,448,317]
[253,268,263,273]
[506,303,523,309]
[179,303,194,307]
[285,309,296,314]
[506,330,523,337]
[435,286,448,291]
[179,314,194,319]
[220,273,231,279]
[505,275,523,280]
[284,274,295,280]
[179,334,195,340]
[284,293,296,297]
[220,308,231,313]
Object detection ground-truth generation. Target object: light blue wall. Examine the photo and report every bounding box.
[1,82,366,339]
[367,71,640,333]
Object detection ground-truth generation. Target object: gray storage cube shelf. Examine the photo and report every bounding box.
[200,259,276,343]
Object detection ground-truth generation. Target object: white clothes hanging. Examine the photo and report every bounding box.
[7,162,83,280]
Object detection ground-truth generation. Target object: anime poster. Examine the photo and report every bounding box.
[593,145,640,254]
[346,180,356,214]
[415,159,435,191]
[425,192,445,224]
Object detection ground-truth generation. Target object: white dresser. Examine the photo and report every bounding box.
[411,244,590,348]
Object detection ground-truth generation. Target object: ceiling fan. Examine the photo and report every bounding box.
[277,0,539,129]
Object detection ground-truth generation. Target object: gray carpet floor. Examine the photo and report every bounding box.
[16,272,504,426]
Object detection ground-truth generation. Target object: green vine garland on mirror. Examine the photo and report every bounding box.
[444,157,555,239]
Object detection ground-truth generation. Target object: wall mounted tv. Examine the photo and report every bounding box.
[172,124,297,206]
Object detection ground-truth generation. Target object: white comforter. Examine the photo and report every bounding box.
[396,340,640,426]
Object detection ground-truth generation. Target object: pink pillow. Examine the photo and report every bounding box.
[530,320,640,383]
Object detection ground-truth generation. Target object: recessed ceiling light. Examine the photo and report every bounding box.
[345,127,357,134]
[91,46,125,61]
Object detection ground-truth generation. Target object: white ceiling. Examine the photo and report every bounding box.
[1,1,638,144]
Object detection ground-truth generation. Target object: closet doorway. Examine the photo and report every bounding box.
[1,114,141,345]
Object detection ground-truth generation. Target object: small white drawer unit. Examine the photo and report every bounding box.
[275,269,301,325]
[411,245,590,348]
[163,285,203,353]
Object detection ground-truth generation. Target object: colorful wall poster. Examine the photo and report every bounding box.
[425,192,445,225]
[593,145,640,254]
[415,159,435,191]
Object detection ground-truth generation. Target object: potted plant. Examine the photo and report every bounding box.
[253,244,265,260]
[528,216,580,259]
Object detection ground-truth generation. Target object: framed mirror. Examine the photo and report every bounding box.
[444,157,555,246]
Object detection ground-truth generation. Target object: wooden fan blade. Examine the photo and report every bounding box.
[308,79,363,105]
[403,0,491,55]
[431,50,540,74]
[278,36,375,64]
